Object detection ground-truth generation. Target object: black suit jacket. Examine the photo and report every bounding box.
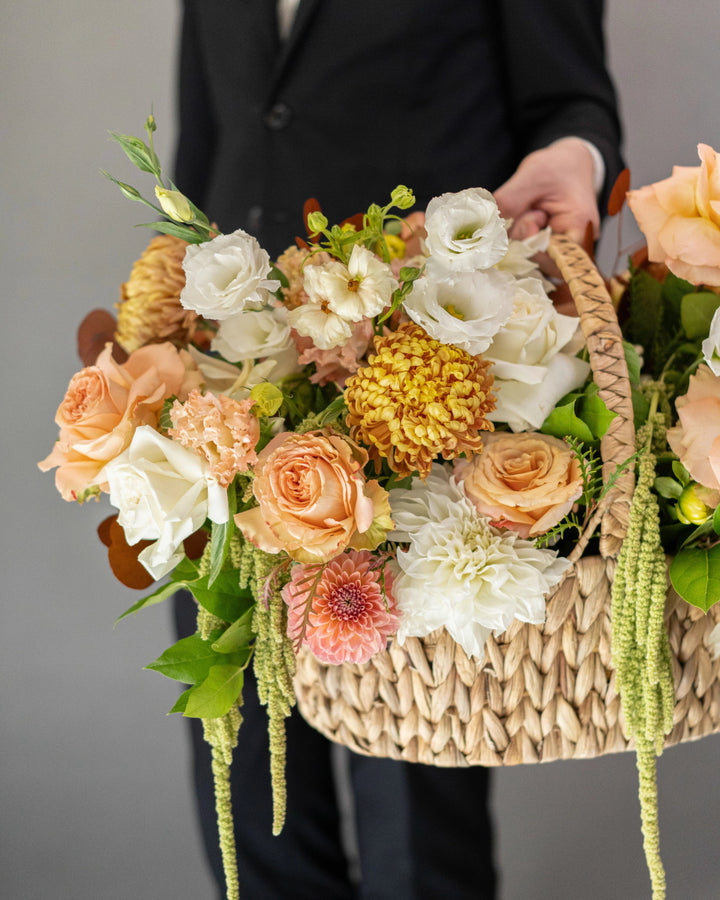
[175,0,623,256]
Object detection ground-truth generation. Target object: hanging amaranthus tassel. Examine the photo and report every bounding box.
[241,543,296,834]
[611,404,676,900]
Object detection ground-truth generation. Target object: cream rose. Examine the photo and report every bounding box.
[424,187,508,274]
[103,425,228,580]
[234,431,392,564]
[454,432,584,538]
[180,229,280,320]
[485,278,590,430]
[38,342,201,500]
[667,364,720,491]
[627,143,720,286]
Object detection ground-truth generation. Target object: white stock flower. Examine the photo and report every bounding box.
[388,465,569,660]
[303,244,397,322]
[286,301,354,350]
[424,188,509,275]
[485,277,590,430]
[103,425,228,579]
[180,229,280,320]
[702,307,720,376]
[402,267,515,355]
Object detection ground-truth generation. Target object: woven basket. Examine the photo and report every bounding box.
[293,234,720,767]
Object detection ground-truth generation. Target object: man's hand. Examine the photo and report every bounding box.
[494,138,600,244]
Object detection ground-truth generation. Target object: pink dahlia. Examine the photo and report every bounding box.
[282,550,399,664]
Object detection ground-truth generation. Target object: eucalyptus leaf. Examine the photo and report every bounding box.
[184,664,245,719]
[680,292,720,339]
[669,546,720,612]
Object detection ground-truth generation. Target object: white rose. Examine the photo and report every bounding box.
[103,425,228,579]
[303,244,397,322]
[212,306,294,361]
[402,268,514,355]
[424,187,509,274]
[485,278,590,430]
[180,229,280,320]
[702,307,720,376]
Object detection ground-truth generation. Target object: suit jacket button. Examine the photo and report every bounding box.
[264,102,293,131]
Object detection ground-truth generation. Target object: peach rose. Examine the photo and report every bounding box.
[454,432,583,538]
[39,342,201,500]
[627,143,720,286]
[234,430,392,564]
[667,364,720,491]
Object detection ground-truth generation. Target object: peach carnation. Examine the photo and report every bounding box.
[39,342,201,500]
[344,322,495,478]
[283,550,399,664]
[234,430,392,564]
[454,432,584,538]
[168,389,260,487]
[116,234,199,353]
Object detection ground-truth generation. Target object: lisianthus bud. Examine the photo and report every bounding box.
[677,482,715,525]
[391,185,415,210]
[307,211,328,234]
[155,186,195,223]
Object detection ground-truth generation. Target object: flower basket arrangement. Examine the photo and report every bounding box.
[40,121,720,900]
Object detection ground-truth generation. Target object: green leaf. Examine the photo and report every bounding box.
[631,387,651,431]
[626,269,663,359]
[669,545,720,612]
[115,580,180,623]
[578,387,616,439]
[622,341,642,385]
[654,476,683,500]
[209,488,237,586]
[145,633,223,684]
[713,504,720,537]
[169,688,192,714]
[109,131,161,176]
[190,568,255,622]
[672,460,691,486]
[184,664,245,718]
[680,292,720,339]
[136,220,206,243]
[212,607,256,654]
[541,399,594,443]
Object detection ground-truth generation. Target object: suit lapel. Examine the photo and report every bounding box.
[267,0,321,98]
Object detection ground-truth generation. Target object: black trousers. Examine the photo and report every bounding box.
[175,593,497,900]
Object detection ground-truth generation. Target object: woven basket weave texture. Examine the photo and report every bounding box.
[293,235,720,766]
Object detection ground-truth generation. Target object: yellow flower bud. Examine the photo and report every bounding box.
[154,186,195,223]
[306,211,328,234]
[391,185,415,210]
[384,233,406,260]
[250,383,284,417]
[677,482,714,525]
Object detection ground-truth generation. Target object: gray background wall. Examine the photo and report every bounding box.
[2,3,719,898]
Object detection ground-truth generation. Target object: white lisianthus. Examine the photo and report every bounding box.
[485,277,590,430]
[286,301,354,350]
[103,425,228,579]
[424,187,509,275]
[495,227,552,287]
[212,306,293,362]
[388,465,569,661]
[702,307,720,376]
[303,244,397,322]
[180,229,280,320]
[402,267,515,355]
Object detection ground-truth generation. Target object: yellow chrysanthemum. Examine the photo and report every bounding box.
[344,322,495,478]
[115,234,198,353]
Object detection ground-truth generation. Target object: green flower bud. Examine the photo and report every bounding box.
[306,211,329,234]
[677,482,714,525]
[154,186,195,223]
[391,185,415,210]
[250,383,284,417]
[145,113,157,134]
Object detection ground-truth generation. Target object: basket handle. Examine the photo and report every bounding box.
[546,234,636,560]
